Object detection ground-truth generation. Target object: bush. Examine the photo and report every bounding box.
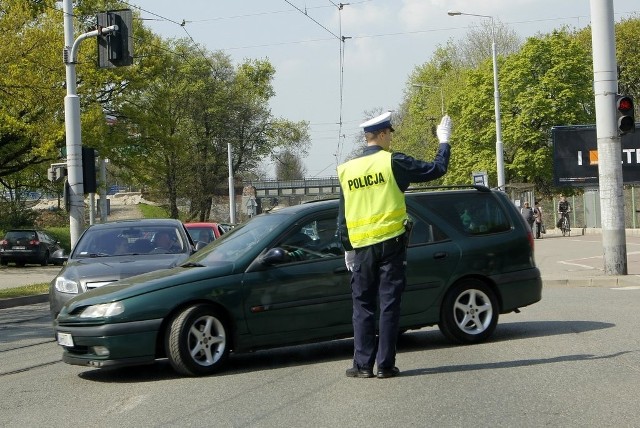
[47,226,72,253]
[0,200,38,230]
[34,208,68,228]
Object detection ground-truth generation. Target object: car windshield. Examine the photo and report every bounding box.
[187,214,284,265]
[5,231,37,242]
[73,225,188,258]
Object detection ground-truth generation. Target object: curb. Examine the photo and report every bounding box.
[0,294,48,309]
[542,276,640,288]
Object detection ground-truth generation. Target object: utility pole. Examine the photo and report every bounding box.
[590,0,627,275]
[62,0,119,247]
[228,143,236,224]
[62,0,84,248]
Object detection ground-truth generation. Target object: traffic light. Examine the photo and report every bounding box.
[616,94,635,135]
[82,147,97,194]
[48,163,67,182]
[97,9,133,68]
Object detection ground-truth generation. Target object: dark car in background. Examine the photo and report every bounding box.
[49,218,197,317]
[0,229,65,266]
[54,187,542,376]
[184,222,225,245]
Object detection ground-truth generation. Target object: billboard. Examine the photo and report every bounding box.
[552,124,640,186]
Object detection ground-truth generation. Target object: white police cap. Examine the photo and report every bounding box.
[359,111,395,133]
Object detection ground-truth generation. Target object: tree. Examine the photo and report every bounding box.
[454,18,522,68]
[275,150,306,180]
[498,29,594,195]
[0,0,65,178]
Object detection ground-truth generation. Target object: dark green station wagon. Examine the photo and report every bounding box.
[54,187,542,376]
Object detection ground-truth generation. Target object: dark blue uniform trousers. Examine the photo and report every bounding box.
[351,235,407,370]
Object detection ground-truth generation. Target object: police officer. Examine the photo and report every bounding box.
[337,111,452,379]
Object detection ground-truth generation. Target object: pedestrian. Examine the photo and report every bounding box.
[520,201,534,231]
[533,201,543,239]
[337,111,452,379]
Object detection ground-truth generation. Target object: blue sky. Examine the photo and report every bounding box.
[124,0,639,178]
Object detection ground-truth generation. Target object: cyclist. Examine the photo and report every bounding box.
[557,196,571,231]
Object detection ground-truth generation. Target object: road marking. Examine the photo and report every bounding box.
[558,259,599,270]
[558,251,640,270]
[611,286,640,290]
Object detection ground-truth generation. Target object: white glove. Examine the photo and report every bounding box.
[344,250,355,272]
[436,115,452,143]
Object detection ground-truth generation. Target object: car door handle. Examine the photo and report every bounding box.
[433,252,448,259]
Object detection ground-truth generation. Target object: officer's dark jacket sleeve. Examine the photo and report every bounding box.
[392,143,451,191]
[337,143,451,251]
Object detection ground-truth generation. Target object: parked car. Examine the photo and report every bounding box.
[49,219,197,317]
[184,222,225,245]
[54,187,542,376]
[0,229,65,266]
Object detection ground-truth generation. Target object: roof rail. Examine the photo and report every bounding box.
[407,184,492,193]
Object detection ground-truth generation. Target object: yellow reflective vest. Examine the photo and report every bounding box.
[337,150,407,248]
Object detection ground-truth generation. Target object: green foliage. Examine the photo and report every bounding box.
[47,227,72,253]
[0,1,65,176]
[0,200,38,229]
[395,21,633,197]
[614,16,640,97]
[499,28,594,195]
[139,203,170,219]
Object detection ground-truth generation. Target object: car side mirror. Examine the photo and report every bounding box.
[261,247,290,265]
[194,241,208,251]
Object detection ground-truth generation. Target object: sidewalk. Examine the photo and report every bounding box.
[535,229,640,287]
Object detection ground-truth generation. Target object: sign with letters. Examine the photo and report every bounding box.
[552,124,640,186]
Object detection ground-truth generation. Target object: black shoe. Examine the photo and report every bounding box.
[346,367,374,378]
[377,366,400,379]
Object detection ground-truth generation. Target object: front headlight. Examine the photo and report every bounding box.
[80,302,125,318]
[55,277,79,294]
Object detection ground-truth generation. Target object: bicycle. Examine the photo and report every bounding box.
[558,212,571,236]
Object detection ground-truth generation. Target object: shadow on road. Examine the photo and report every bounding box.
[75,319,614,383]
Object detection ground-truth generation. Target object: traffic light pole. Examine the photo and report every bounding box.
[62,0,117,248]
[590,0,627,275]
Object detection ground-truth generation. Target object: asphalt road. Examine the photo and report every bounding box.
[1,285,639,427]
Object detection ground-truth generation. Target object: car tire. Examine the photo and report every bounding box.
[41,251,49,267]
[165,304,230,376]
[439,279,499,344]
[0,257,7,266]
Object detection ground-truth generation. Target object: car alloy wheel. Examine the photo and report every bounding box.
[439,279,499,344]
[166,304,230,376]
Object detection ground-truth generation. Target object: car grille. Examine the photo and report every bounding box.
[85,281,116,290]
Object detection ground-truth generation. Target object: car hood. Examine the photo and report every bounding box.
[62,262,235,314]
[58,254,189,284]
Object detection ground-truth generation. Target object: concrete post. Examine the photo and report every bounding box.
[590,0,627,274]
[62,0,85,249]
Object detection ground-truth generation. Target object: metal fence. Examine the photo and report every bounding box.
[532,187,640,230]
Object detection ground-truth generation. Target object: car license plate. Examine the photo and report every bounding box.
[57,332,74,347]
[13,246,25,250]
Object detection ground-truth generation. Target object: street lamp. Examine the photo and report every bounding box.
[448,10,505,191]
[412,84,445,116]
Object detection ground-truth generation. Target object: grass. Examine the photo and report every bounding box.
[139,203,170,218]
[0,282,49,299]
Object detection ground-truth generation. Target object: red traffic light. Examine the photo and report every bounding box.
[616,94,635,134]
[617,96,633,112]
